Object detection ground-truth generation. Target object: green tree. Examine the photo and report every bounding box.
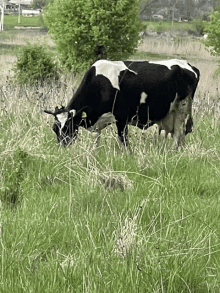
[43,0,142,72]
[204,9,220,56]
[32,0,46,9]
[139,0,152,17]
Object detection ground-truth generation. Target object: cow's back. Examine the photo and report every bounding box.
[122,61,180,122]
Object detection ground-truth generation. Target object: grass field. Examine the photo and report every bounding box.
[4,15,42,30]
[143,20,196,32]
[1,23,220,292]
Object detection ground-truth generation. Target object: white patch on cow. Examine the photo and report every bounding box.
[93,60,137,90]
[87,112,116,132]
[149,59,198,78]
[56,112,68,131]
[140,92,147,104]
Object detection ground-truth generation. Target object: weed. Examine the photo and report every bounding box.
[1,148,28,206]
[191,18,207,36]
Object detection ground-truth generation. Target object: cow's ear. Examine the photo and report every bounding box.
[82,112,87,118]
[69,109,76,117]
[56,104,64,111]
[44,110,55,116]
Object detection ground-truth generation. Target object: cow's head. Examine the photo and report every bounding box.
[44,106,77,146]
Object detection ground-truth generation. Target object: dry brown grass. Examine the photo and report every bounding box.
[0,55,16,81]
[138,36,216,61]
[193,60,219,98]
[3,30,54,46]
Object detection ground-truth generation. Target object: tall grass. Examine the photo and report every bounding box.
[143,21,196,33]
[1,31,220,292]
[137,36,215,61]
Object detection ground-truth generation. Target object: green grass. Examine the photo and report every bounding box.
[0,75,220,292]
[2,17,196,32]
[0,43,23,55]
[4,15,42,30]
[132,50,168,60]
[143,20,196,33]
[0,25,220,292]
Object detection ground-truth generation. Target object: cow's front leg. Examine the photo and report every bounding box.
[116,120,129,147]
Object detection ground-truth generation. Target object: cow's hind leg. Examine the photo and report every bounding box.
[116,120,129,148]
[185,96,193,135]
[172,97,189,150]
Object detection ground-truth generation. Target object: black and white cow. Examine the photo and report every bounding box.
[44,59,200,149]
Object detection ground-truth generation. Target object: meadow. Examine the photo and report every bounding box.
[4,14,42,30]
[1,21,220,292]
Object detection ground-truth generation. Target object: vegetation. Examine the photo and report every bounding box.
[43,0,142,72]
[4,15,42,30]
[1,18,220,292]
[31,0,48,9]
[143,19,207,35]
[191,18,206,35]
[13,44,59,84]
[1,61,220,291]
[204,9,220,56]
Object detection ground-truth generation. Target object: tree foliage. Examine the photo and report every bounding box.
[43,0,142,72]
[204,9,220,56]
[31,0,47,9]
[139,0,152,16]
[32,0,54,9]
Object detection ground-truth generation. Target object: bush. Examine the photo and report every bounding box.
[43,0,143,73]
[204,9,220,56]
[191,18,206,36]
[156,21,166,33]
[13,44,59,84]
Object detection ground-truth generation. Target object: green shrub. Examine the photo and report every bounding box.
[43,0,143,72]
[204,9,220,56]
[191,18,206,35]
[156,21,166,33]
[13,44,59,84]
